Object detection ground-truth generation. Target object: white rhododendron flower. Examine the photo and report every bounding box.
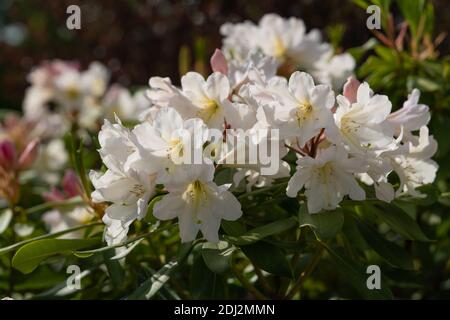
[2,8,447,301]
[90,118,156,245]
[133,107,209,184]
[220,21,259,61]
[221,14,330,70]
[180,72,237,129]
[33,139,69,184]
[287,145,366,213]
[383,126,438,197]
[334,82,394,152]
[257,14,330,68]
[259,71,335,145]
[153,164,242,243]
[357,155,396,203]
[387,88,430,140]
[42,206,95,238]
[103,85,151,122]
[311,52,356,92]
[85,36,438,244]
[80,62,110,97]
[220,13,355,90]
[146,77,187,109]
[226,50,279,89]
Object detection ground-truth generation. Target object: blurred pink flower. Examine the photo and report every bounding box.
[0,140,16,170]
[62,170,82,198]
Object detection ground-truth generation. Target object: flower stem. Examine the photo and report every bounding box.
[284,249,323,300]
[252,263,273,297]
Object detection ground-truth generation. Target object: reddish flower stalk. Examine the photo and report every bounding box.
[0,139,40,205]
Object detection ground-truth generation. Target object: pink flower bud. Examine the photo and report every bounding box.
[343,76,361,104]
[210,49,228,75]
[62,170,82,197]
[18,138,40,170]
[0,140,16,170]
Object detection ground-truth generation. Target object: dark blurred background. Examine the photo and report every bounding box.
[1,0,449,110]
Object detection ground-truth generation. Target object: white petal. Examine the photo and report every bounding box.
[205,72,230,101]
[153,194,184,220]
[289,71,314,102]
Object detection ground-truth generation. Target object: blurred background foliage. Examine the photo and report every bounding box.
[0,0,449,109]
[0,0,449,299]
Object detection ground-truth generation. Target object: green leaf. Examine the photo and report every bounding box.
[438,192,450,207]
[416,77,440,92]
[397,0,427,36]
[225,217,297,245]
[126,242,193,300]
[241,241,292,278]
[201,241,233,274]
[102,248,125,288]
[126,260,178,300]
[371,204,431,241]
[396,184,439,206]
[144,195,164,223]
[356,219,414,270]
[221,220,246,236]
[73,223,170,257]
[12,238,100,274]
[320,243,393,299]
[348,38,378,62]
[374,46,396,62]
[190,254,226,299]
[298,205,344,240]
[0,222,102,256]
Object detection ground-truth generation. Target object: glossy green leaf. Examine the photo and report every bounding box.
[12,238,100,274]
[241,241,292,278]
[201,241,233,274]
[144,195,164,223]
[190,254,226,299]
[356,219,414,270]
[371,204,431,241]
[320,243,393,299]
[0,222,102,256]
[298,205,344,240]
[126,260,178,300]
[221,220,246,236]
[102,248,125,288]
[224,217,297,245]
[126,242,193,299]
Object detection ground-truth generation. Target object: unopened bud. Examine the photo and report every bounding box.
[62,169,82,197]
[0,140,16,170]
[343,76,361,104]
[210,49,228,75]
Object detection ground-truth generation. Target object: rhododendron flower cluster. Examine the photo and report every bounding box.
[90,14,437,245]
[220,14,355,90]
[23,60,151,139]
